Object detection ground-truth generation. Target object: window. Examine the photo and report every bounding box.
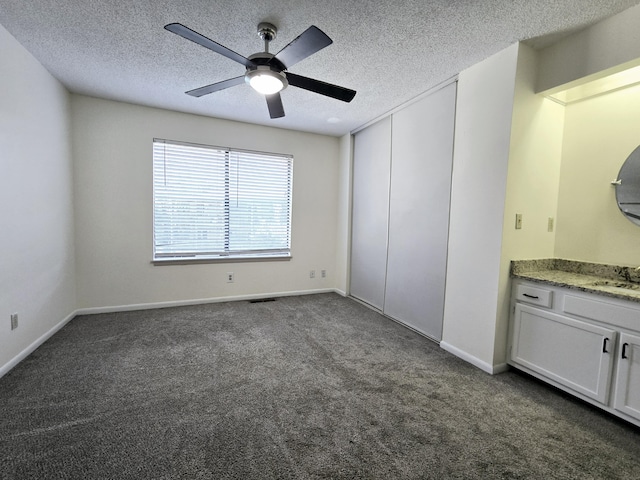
[153,139,292,262]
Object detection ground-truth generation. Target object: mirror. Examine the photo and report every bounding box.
[615,145,640,226]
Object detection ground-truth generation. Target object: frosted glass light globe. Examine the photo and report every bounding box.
[249,73,284,95]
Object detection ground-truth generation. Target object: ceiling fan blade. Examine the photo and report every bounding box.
[286,73,356,102]
[273,26,333,69]
[266,93,285,118]
[165,23,255,68]
[186,76,246,97]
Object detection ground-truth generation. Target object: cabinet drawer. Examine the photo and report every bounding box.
[563,295,640,331]
[515,284,553,308]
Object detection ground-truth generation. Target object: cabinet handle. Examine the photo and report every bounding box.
[622,343,629,359]
[522,293,539,299]
[602,337,610,353]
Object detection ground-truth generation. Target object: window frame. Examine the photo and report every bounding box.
[152,138,293,265]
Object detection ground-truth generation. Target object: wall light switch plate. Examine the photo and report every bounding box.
[515,213,523,230]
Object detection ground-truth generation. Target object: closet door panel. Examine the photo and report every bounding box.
[349,117,392,310]
[384,82,456,339]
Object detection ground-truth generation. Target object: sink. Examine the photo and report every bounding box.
[587,280,640,292]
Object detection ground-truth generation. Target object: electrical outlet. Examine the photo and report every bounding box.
[321,269,326,278]
[548,217,555,232]
[515,213,523,230]
[10,313,18,330]
[227,272,234,283]
[310,270,315,279]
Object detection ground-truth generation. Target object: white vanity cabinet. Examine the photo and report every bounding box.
[511,303,616,404]
[509,279,640,427]
[613,332,640,420]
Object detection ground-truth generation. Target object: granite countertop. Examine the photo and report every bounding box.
[511,259,640,304]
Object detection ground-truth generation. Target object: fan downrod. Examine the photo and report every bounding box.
[257,22,277,52]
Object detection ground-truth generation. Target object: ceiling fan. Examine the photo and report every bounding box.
[164,22,357,119]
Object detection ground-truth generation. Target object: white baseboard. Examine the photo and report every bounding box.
[2,292,511,380]
[75,288,340,315]
[439,341,508,375]
[0,310,78,379]
[2,289,345,378]
[492,362,509,374]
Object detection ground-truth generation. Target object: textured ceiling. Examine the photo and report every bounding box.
[2,0,640,136]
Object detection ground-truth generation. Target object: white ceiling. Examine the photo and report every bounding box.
[2,0,640,136]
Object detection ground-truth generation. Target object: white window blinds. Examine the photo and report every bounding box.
[153,139,292,260]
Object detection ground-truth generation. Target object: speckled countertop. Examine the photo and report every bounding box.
[511,259,640,304]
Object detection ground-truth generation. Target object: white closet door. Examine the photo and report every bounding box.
[350,117,392,310]
[384,82,457,340]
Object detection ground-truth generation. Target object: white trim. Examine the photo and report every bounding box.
[75,288,340,315]
[0,292,509,380]
[492,362,510,374]
[349,295,384,314]
[0,310,78,379]
[1,289,344,377]
[348,295,441,345]
[351,75,458,135]
[440,341,508,375]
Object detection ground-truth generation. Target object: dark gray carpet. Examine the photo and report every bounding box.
[1,293,639,479]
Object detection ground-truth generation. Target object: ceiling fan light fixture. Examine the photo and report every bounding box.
[165,22,356,119]
[246,67,288,95]
[250,74,283,94]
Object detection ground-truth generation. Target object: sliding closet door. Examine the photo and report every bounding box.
[384,82,457,340]
[350,117,391,310]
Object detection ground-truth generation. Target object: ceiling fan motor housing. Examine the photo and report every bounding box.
[257,22,277,43]
[247,52,285,71]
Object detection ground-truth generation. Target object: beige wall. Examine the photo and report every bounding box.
[554,83,640,265]
[489,4,640,373]
[532,2,640,267]
[72,95,341,310]
[497,44,565,365]
[0,25,76,374]
[503,45,564,262]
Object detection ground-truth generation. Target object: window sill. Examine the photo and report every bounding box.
[152,254,292,266]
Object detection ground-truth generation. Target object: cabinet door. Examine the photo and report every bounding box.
[383,82,456,340]
[350,117,391,310]
[511,304,616,404]
[613,333,640,421]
